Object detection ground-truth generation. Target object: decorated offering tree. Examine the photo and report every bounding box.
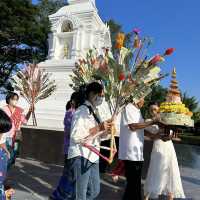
[70,29,174,163]
[160,68,194,127]
[11,63,57,126]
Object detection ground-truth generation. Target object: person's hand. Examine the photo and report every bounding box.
[80,137,92,145]
[80,131,100,145]
[112,175,119,183]
[5,188,15,198]
[154,120,167,128]
[153,133,161,140]
[161,134,173,142]
[172,137,181,142]
[100,119,114,133]
[106,119,115,135]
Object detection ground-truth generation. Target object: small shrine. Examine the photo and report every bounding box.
[46,0,111,62]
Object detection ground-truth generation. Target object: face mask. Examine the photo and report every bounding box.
[93,96,104,107]
[10,100,18,107]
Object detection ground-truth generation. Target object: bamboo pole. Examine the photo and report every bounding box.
[108,121,117,164]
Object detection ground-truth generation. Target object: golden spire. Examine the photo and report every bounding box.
[168,67,181,96]
[172,67,176,78]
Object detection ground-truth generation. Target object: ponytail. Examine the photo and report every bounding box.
[66,100,72,111]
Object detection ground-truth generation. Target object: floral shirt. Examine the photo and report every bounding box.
[0,106,27,144]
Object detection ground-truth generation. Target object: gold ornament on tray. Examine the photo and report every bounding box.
[160,68,194,127]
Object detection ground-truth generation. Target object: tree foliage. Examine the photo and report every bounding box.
[0,0,65,92]
[36,0,68,57]
[182,92,200,123]
[141,85,168,118]
[182,92,199,113]
[0,0,39,91]
[193,111,200,124]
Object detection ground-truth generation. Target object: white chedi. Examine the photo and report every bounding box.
[4,0,112,129]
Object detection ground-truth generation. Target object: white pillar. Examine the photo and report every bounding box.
[89,31,94,49]
[48,32,57,59]
[71,30,79,59]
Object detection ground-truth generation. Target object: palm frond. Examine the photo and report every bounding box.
[11,63,57,126]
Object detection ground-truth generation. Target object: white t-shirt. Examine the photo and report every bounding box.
[97,99,112,122]
[119,103,144,161]
[97,99,121,137]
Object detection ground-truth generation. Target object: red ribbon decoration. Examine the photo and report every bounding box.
[83,143,117,164]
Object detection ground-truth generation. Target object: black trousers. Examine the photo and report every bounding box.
[123,161,143,200]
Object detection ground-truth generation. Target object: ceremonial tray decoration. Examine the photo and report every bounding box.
[159,68,194,128]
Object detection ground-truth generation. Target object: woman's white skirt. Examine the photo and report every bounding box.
[144,139,185,199]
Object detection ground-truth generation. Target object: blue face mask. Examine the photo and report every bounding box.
[94,96,104,107]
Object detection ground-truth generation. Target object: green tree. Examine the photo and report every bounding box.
[182,92,199,113]
[193,111,200,124]
[0,0,39,91]
[182,92,200,124]
[0,0,38,48]
[141,85,168,118]
[36,0,67,58]
[0,0,65,92]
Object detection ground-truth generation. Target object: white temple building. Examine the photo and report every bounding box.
[13,0,112,129]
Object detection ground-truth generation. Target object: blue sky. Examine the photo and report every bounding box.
[33,0,200,101]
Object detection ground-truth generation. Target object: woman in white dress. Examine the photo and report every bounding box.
[144,104,185,200]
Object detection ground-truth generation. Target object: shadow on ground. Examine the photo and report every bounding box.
[5,158,199,200]
[7,158,125,200]
[7,158,63,198]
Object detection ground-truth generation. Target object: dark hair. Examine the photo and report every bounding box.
[85,82,103,100]
[66,100,72,111]
[6,92,19,104]
[150,101,159,106]
[65,91,83,111]
[0,110,12,133]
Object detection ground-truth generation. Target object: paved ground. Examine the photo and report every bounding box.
[5,156,200,200]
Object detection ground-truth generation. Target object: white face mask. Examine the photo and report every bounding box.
[93,96,104,107]
[10,100,18,107]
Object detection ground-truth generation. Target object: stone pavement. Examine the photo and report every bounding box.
[5,155,200,200]
[7,158,123,200]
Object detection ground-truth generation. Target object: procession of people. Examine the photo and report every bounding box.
[2,0,199,199]
[46,82,185,200]
[0,15,188,200]
[0,80,187,200]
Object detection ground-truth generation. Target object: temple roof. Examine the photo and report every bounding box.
[49,0,97,18]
